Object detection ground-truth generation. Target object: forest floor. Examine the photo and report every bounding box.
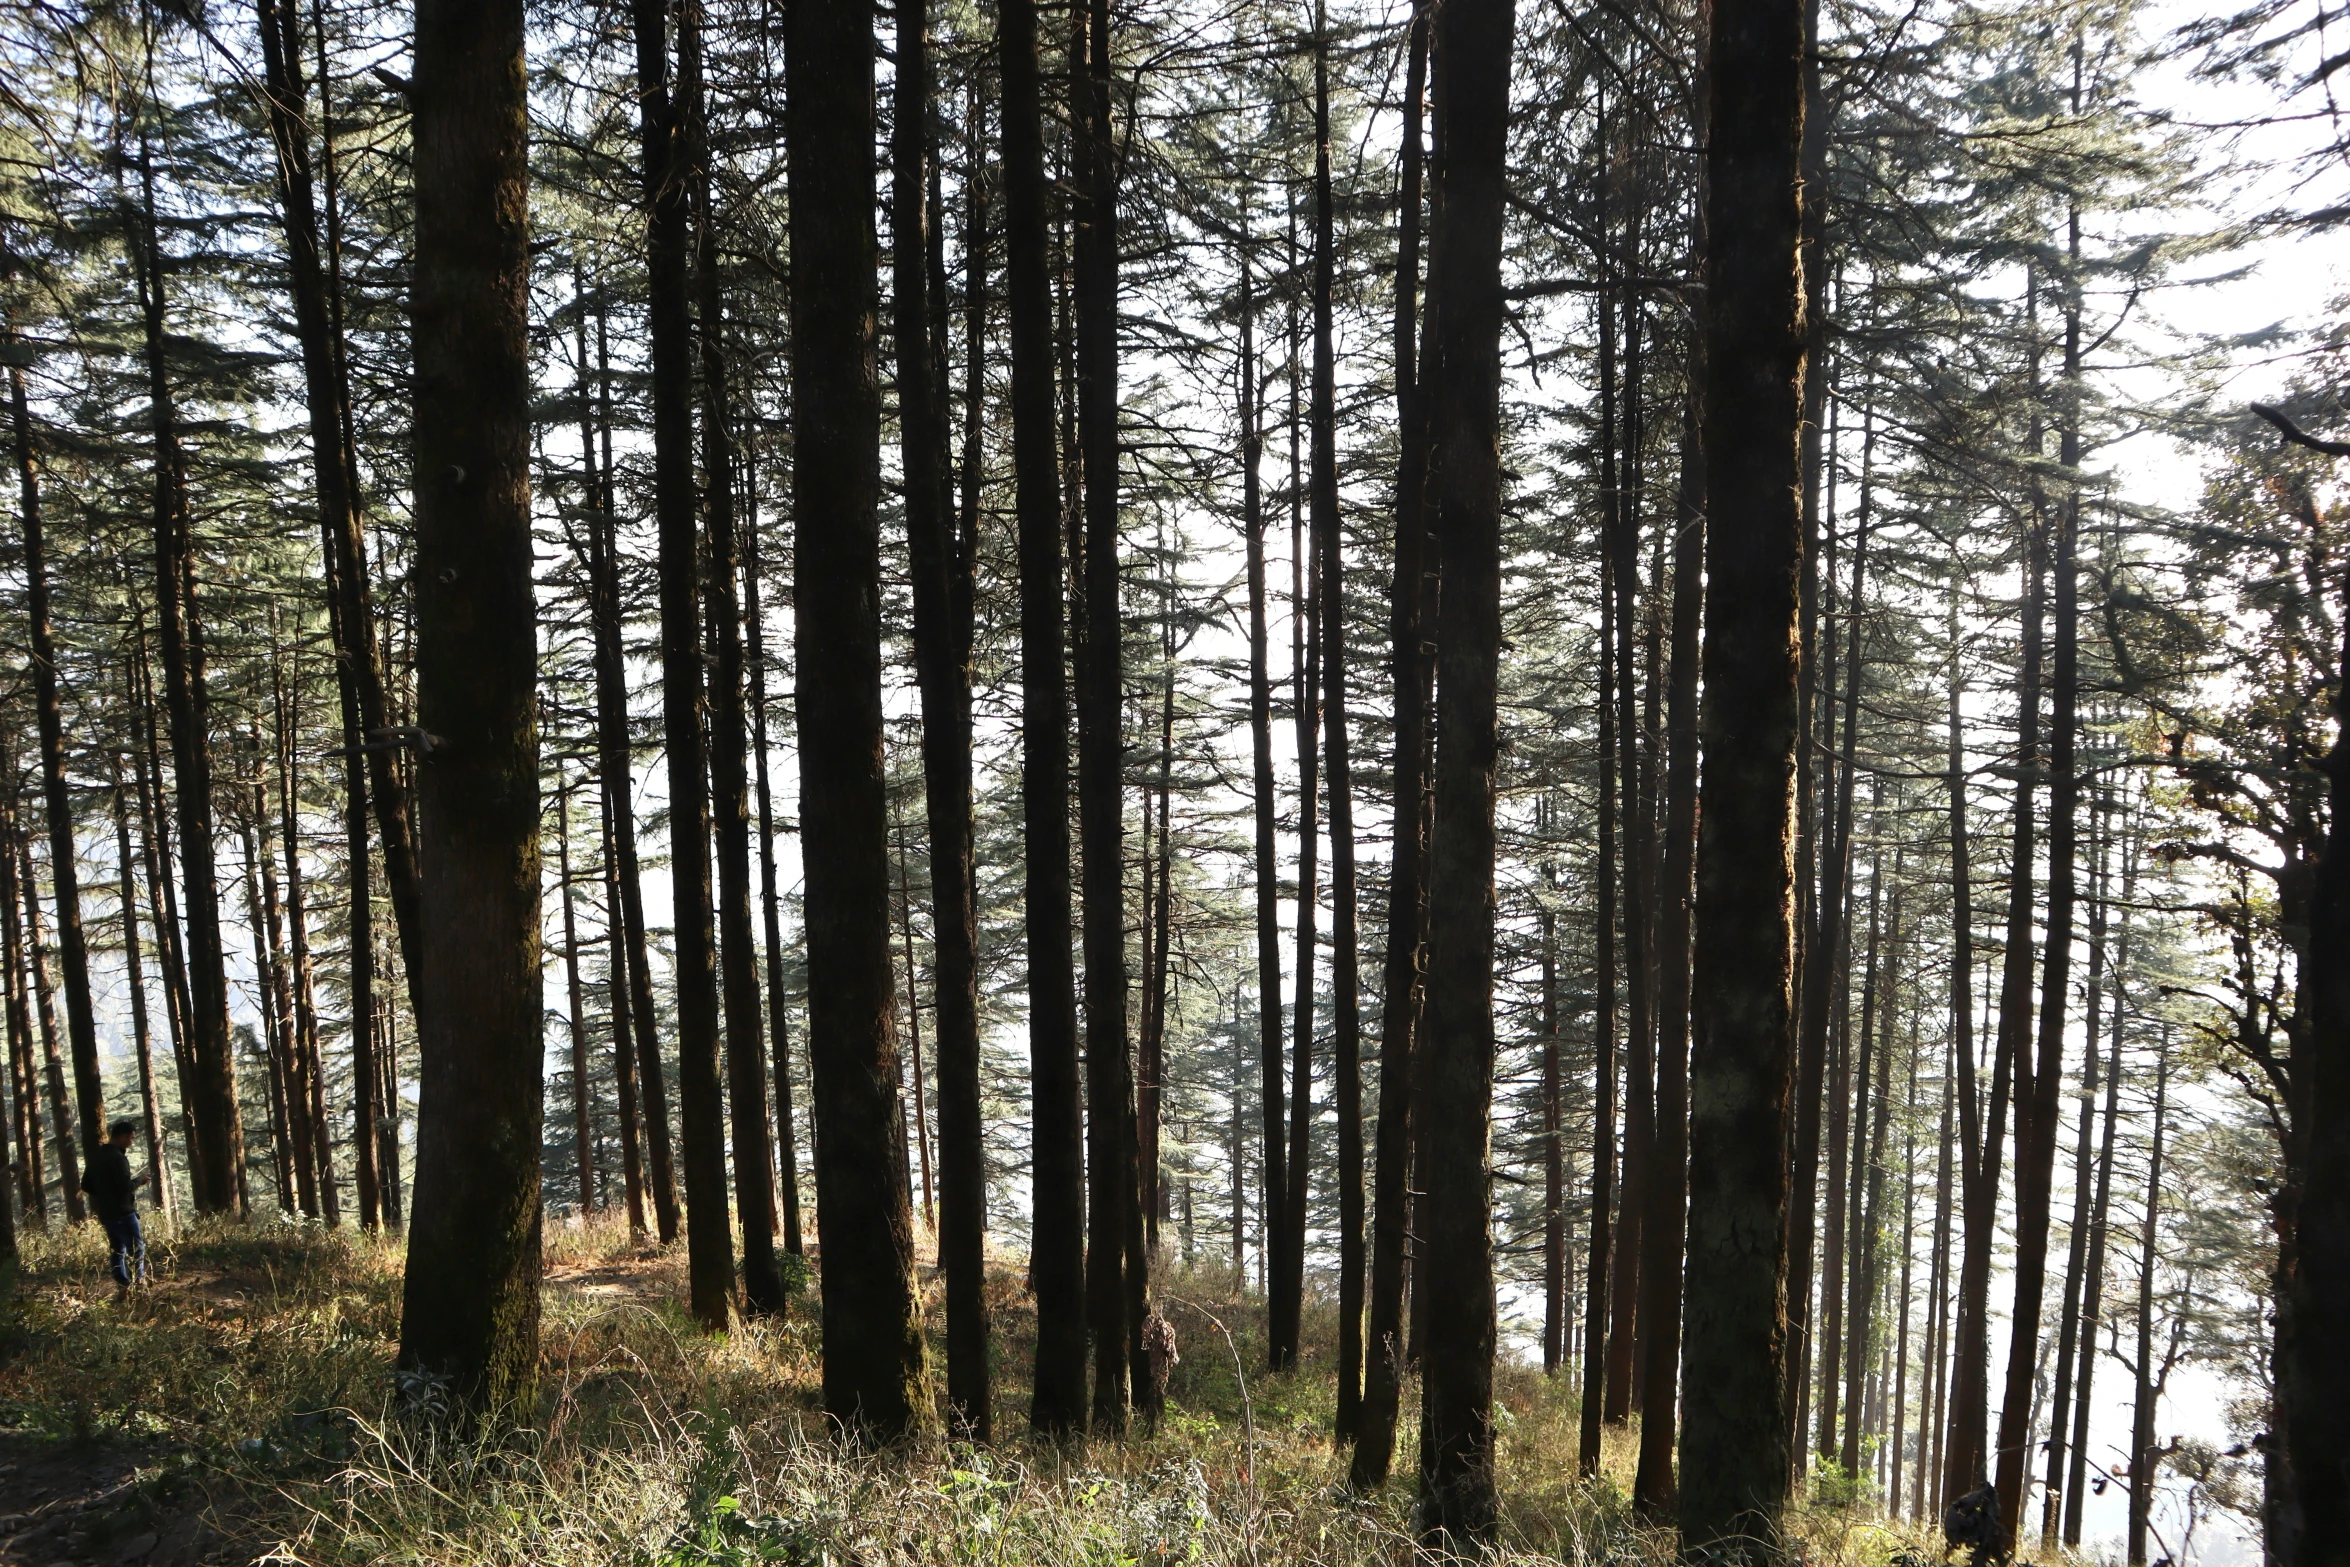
[0,1217,1939,1566]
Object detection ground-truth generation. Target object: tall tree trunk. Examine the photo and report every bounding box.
[128,650,202,1210]
[2125,1036,2172,1567]
[1000,0,1085,1438]
[1306,0,1366,1439]
[892,834,935,1222]
[743,505,803,1256]
[0,822,44,1225]
[633,0,736,1332]
[1843,864,1898,1474]
[394,0,542,1413]
[1595,137,1645,1421]
[894,0,987,1440]
[601,788,648,1234]
[787,0,931,1438]
[1817,438,1873,1463]
[1581,537,1621,1477]
[1608,246,1657,1430]
[241,817,299,1212]
[109,764,174,1221]
[1891,1024,1922,1513]
[2065,824,2133,1546]
[1635,339,1707,1518]
[1679,0,1808,1542]
[1140,580,1176,1260]
[321,460,379,1232]
[131,120,242,1216]
[582,304,680,1243]
[558,774,597,1213]
[1415,0,1515,1537]
[253,0,426,1003]
[684,5,782,1320]
[12,819,82,1221]
[1275,204,1319,1386]
[251,764,318,1218]
[1069,0,1132,1431]
[376,996,403,1231]
[1948,525,2037,1504]
[1542,899,1565,1374]
[6,338,105,1173]
[1352,0,1429,1490]
[2043,785,2108,1541]
[1235,237,1291,1388]
[1996,274,2084,1550]
[275,661,338,1222]
[2281,401,2350,1560]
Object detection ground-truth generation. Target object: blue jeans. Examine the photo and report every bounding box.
[99,1210,144,1288]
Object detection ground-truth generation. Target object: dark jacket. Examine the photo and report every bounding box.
[82,1143,136,1219]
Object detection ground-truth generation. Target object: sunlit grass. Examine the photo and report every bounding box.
[0,1216,1945,1565]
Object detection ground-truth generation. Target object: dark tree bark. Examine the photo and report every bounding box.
[2126,1038,2172,1567]
[376,998,404,1231]
[558,774,597,1213]
[1603,214,1654,1425]
[2274,457,2350,1565]
[1542,897,1565,1374]
[1996,294,2084,1548]
[2065,829,2133,1546]
[6,340,105,1174]
[250,757,318,1217]
[630,0,735,1332]
[108,764,173,1221]
[2044,787,2110,1541]
[131,123,242,1216]
[1000,0,1086,1437]
[582,302,680,1243]
[1236,239,1291,1388]
[1635,359,1706,1518]
[1067,0,1132,1433]
[893,0,988,1442]
[1351,0,1429,1492]
[1306,0,1366,1441]
[600,786,648,1234]
[744,509,801,1256]
[683,2,782,1321]
[13,820,82,1221]
[0,818,44,1225]
[274,662,338,1222]
[394,0,541,1413]
[1951,518,2042,1500]
[1814,471,1870,1462]
[787,0,931,1438]
[127,648,201,1210]
[1581,537,1622,1478]
[315,442,379,1231]
[1678,0,1808,1545]
[0,826,25,1244]
[1843,862,1899,1475]
[1414,0,1515,1538]
[253,0,426,1002]
[240,815,297,1213]
[1278,198,1317,1385]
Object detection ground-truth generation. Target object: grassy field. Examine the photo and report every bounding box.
[0,1217,1939,1565]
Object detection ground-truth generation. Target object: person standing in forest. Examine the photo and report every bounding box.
[82,1120,146,1295]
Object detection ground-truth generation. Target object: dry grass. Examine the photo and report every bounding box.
[0,1216,1935,1566]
